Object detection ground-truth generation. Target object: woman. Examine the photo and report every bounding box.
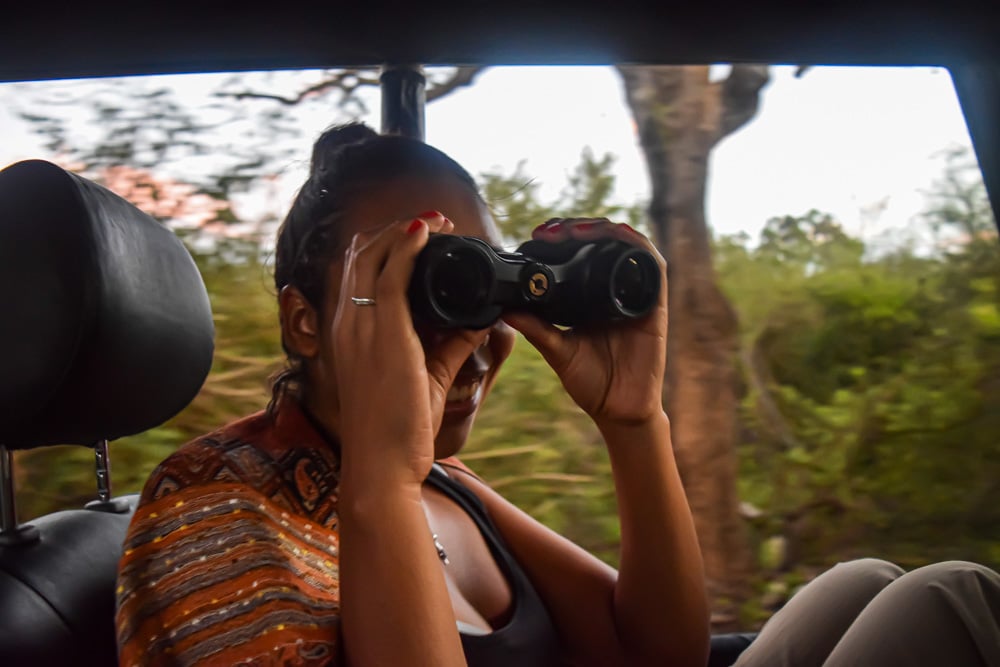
[116,123,1000,667]
[116,122,708,667]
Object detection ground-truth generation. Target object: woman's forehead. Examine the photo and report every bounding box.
[346,175,499,242]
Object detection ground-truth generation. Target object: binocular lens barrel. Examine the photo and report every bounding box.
[410,234,660,328]
[610,251,660,315]
[428,247,493,314]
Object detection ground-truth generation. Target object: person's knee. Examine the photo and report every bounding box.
[820,562,1000,666]
[893,560,1000,599]
[827,557,905,592]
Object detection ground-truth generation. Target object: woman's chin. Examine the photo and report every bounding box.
[434,411,477,461]
[443,375,483,420]
[433,377,485,459]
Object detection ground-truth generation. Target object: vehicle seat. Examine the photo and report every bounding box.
[0,159,214,666]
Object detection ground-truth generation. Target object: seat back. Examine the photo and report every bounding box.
[0,159,214,665]
[0,497,139,665]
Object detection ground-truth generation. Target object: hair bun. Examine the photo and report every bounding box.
[310,122,379,178]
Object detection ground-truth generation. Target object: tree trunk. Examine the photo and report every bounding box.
[616,64,769,629]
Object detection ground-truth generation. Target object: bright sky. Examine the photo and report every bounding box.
[0,64,978,246]
[426,65,975,243]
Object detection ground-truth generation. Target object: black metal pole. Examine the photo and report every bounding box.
[951,64,1000,232]
[380,64,426,141]
[94,439,112,503]
[0,444,38,544]
[0,445,16,534]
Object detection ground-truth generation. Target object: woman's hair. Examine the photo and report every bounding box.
[269,122,481,413]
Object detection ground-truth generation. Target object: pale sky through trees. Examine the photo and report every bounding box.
[0,65,978,249]
[425,65,976,247]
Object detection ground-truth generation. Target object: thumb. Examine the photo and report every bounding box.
[424,328,490,396]
[501,312,572,373]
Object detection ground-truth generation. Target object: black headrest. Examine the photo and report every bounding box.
[0,160,214,449]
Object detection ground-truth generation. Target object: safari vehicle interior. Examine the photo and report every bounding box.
[0,2,998,666]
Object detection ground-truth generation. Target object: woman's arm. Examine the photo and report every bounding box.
[338,475,466,667]
[600,414,709,665]
[448,415,709,667]
[321,215,488,666]
[488,218,709,667]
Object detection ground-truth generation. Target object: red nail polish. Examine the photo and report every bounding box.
[544,222,562,234]
[417,210,441,219]
[407,218,425,234]
[574,222,596,231]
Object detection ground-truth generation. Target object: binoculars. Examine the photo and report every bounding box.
[409,235,661,329]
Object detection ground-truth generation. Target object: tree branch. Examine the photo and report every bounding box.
[742,331,801,452]
[215,69,381,106]
[426,66,486,102]
[715,64,770,142]
[216,66,486,108]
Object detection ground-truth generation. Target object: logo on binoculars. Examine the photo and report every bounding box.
[528,272,549,297]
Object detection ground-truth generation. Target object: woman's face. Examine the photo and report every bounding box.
[319,173,516,459]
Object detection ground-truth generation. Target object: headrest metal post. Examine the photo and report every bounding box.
[0,444,16,533]
[0,445,38,545]
[94,438,111,502]
[85,438,130,513]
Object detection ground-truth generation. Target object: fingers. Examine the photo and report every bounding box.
[424,328,491,403]
[374,218,441,320]
[336,212,454,335]
[350,213,452,296]
[532,217,650,248]
[530,217,668,307]
[501,312,573,374]
[531,217,610,242]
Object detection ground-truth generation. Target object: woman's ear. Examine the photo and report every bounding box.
[279,285,320,358]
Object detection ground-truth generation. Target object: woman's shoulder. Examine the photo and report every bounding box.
[137,403,341,525]
[139,409,279,502]
[117,407,344,667]
[435,456,484,484]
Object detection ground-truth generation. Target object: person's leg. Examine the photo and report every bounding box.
[823,560,1000,666]
[735,559,905,667]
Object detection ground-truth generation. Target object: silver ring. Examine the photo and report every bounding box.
[350,297,377,306]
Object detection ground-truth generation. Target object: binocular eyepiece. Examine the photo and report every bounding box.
[409,235,661,329]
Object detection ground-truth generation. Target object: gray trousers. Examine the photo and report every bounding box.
[734,559,1000,666]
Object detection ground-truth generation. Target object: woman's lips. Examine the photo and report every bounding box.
[443,376,483,418]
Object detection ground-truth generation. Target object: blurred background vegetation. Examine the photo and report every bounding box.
[15,144,998,628]
[6,68,999,630]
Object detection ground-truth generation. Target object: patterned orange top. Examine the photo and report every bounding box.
[116,402,352,667]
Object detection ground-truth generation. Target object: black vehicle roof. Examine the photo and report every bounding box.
[0,1,996,80]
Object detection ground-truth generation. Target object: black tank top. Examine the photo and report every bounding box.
[426,464,564,667]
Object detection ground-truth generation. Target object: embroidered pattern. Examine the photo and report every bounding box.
[116,405,343,666]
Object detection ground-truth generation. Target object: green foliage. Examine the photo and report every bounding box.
[757,209,865,274]
[479,148,645,243]
[12,140,1000,630]
[479,160,558,243]
[721,149,1000,588]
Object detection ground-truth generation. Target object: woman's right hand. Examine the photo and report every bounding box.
[331,213,489,487]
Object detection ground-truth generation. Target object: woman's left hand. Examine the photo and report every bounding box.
[502,218,668,427]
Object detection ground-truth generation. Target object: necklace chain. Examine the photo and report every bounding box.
[431,533,450,565]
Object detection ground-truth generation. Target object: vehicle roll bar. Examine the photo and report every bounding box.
[380,63,426,141]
